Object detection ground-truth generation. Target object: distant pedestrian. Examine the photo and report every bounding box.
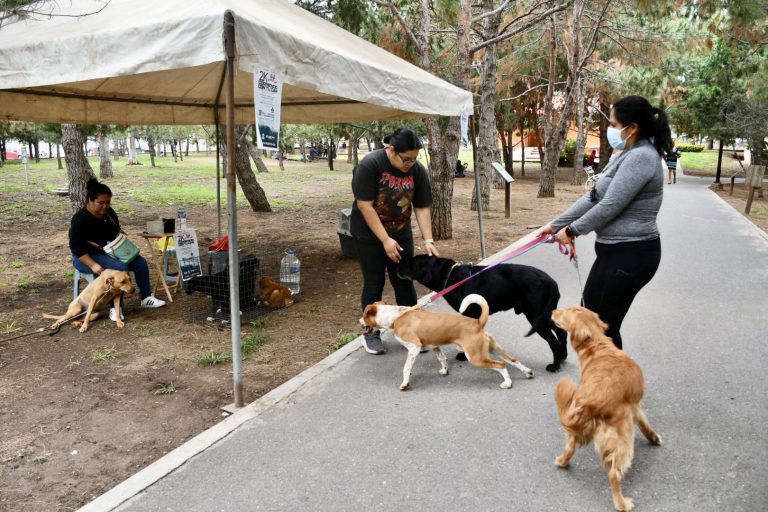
[538,95,672,349]
[350,128,439,355]
[586,149,597,168]
[665,146,680,184]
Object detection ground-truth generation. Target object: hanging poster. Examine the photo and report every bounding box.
[173,229,203,281]
[254,66,283,150]
[460,109,470,147]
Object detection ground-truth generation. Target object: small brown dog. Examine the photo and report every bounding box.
[360,293,533,390]
[258,276,294,308]
[551,306,662,512]
[43,269,134,332]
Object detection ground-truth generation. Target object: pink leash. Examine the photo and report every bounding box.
[417,233,578,308]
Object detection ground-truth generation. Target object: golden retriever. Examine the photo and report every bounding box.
[43,269,134,332]
[258,276,294,308]
[360,293,533,390]
[551,306,662,511]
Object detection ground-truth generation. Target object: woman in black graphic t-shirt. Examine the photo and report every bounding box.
[351,128,439,354]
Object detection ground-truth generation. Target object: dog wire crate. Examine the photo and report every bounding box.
[181,246,298,325]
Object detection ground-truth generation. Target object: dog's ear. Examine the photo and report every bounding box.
[106,276,115,287]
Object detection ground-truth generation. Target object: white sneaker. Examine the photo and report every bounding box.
[140,296,166,308]
[108,308,125,321]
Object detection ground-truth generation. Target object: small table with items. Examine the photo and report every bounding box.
[138,232,180,302]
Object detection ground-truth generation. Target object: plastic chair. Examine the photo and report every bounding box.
[73,269,95,299]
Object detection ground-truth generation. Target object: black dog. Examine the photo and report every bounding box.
[185,256,259,315]
[399,254,568,372]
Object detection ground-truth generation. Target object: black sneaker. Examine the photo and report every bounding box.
[363,330,386,355]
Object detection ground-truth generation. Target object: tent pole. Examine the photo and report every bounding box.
[224,10,244,408]
[215,115,222,239]
[470,113,486,259]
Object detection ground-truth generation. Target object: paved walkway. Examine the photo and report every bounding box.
[80,174,768,512]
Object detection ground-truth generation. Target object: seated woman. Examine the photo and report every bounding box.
[69,178,166,320]
[455,160,466,177]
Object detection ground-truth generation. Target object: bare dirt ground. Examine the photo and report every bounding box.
[0,158,763,511]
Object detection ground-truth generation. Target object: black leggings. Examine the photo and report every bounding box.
[583,238,661,349]
[355,236,417,311]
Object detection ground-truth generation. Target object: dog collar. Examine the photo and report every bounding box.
[442,262,462,290]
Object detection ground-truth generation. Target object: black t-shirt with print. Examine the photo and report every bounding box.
[350,149,432,242]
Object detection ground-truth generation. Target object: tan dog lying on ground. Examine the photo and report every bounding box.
[551,306,662,512]
[43,269,134,333]
[360,293,533,390]
[258,276,294,308]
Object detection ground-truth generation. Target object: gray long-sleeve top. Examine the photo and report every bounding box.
[551,139,664,244]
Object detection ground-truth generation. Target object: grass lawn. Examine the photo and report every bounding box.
[680,149,744,176]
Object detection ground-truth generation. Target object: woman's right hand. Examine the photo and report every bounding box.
[90,263,104,275]
[383,237,403,263]
[536,223,554,237]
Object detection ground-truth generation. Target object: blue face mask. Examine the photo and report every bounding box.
[607,126,628,149]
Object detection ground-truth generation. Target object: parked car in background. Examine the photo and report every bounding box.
[4,150,21,159]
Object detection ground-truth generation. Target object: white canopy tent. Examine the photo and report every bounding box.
[0,0,473,407]
[0,0,472,123]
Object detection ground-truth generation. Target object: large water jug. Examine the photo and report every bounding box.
[279,249,301,295]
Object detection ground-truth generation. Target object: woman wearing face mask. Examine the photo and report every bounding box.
[539,95,673,349]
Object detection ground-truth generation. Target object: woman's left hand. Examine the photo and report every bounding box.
[425,241,439,257]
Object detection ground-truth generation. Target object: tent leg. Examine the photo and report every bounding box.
[224,10,243,409]
[215,118,222,239]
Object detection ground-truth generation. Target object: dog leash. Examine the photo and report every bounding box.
[417,233,556,308]
[2,286,116,342]
[550,237,585,306]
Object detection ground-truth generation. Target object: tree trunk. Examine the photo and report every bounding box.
[245,136,269,173]
[597,99,611,172]
[98,134,113,178]
[327,137,335,171]
[519,114,526,177]
[146,133,156,167]
[62,124,97,212]
[56,144,63,169]
[472,0,501,211]
[572,75,587,186]
[48,142,53,159]
[231,125,272,212]
[351,138,360,169]
[126,132,140,165]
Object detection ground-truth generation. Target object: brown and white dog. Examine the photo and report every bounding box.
[360,293,533,390]
[43,269,134,333]
[551,307,662,512]
[258,276,294,308]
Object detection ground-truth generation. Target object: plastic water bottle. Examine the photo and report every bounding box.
[279,249,301,295]
[177,208,187,231]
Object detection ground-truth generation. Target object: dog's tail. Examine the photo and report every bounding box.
[459,293,489,328]
[555,378,595,437]
[525,285,560,337]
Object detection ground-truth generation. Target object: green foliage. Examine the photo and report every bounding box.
[153,382,177,395]
[241,331,266,357]
[333,332,358,350]
[91,345,120,362]
[195,350,231,366]
[675,144,704,152]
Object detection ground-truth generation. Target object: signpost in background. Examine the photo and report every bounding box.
[492,162,515,218]
[21,146,29,185]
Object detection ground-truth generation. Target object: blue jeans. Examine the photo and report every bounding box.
[72,253,153,300]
